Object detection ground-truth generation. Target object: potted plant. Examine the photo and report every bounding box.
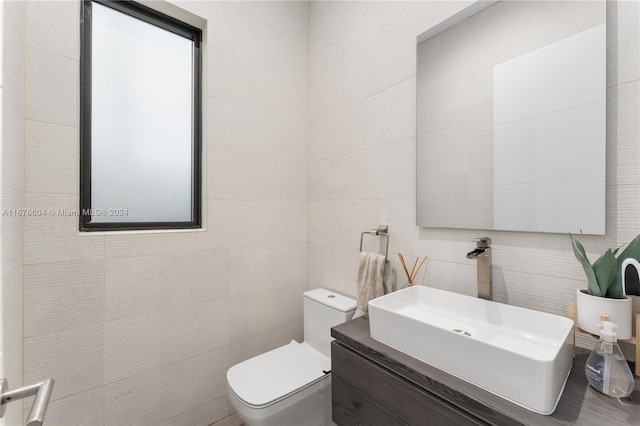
[570,234,637,339]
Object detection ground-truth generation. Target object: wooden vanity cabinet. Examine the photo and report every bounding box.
[331,317,640,426]
[332,341,486,425]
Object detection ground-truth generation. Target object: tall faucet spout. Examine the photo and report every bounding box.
[468,238,492,300]
[466,248,485,259]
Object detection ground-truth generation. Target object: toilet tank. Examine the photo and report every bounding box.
[303,288,356,359]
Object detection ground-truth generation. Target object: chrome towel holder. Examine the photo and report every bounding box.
[359,225,389,261]
[1,378,55,426]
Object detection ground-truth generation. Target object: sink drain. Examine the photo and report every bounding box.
[452,329,471,337]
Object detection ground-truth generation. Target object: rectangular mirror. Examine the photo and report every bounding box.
[416,0,606,234]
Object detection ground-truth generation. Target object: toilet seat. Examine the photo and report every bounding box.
[227,340,331,408]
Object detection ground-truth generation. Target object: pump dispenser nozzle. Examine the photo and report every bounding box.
[598,321,618,343]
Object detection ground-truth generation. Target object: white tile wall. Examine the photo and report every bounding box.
[309,0,640,358]
[21,1,309,425]
[1,1,25,425]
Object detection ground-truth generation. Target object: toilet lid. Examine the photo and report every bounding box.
[227,340,330,408]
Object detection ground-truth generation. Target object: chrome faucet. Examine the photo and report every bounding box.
[466,237,492,300]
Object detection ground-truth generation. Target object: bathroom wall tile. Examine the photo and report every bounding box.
[207,148,233,200]
[24,323,105,402]
[207,97,308,163]
[25,47,78,127]
[24,194,105,265]
[363,77,416,149]
[208,149,307,202]
[25,120,77,195]
[488,238,578,280]
[24,260,104,338]
[2,99,25,206]
[430,260,482,297]
[187,0,308,67]
[1,265,24,417]
[156,396,229,426]
[308,243,360,298]
[204,198,233,244]
[607,0,640,88]
[2,4,26,425]
[230,287,304,345]
[3,0,26,33]
[105,299,229,383]
[496,269,577,316]
[607,79,640,185]
[230,243,307,296]
[2,3,25,115]
[207,46,267,112]
[104,228,227,259]
[359,27,416,100]
[309,51,366,122]
[41,387,106,426]
[26,0,79,60]
[42,388,106,426]
[609,182,640,239]
[1,215,23,277]
[309,102,365,163]
[309,200,368,249]
[253,54,308,119]
[228,1,309,62]
[225,200,307,248]
[105,250,229,321]
[105,349,228,426]
[1,100,25,209]
[309,151,365,202]
[344,2,412,48]
[309,1,359,52]
[363,137,416,200]
[310,0,412,122]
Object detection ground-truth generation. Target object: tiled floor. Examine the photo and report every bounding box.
[211,413,244,426]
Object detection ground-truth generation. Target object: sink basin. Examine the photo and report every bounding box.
[368,286,574,415]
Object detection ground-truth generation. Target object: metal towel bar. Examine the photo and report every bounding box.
[359,225,389,261]
[1,378,55,426]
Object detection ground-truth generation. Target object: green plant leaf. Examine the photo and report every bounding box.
[593,249,617,297]
[570,234,601,297]
[606,276,624,298]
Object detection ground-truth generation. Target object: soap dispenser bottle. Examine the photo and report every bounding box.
[584,321,635,399]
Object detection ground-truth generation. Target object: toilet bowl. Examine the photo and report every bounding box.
[226,289,356,426]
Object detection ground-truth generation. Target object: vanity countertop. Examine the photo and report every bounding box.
[331,317,640,426]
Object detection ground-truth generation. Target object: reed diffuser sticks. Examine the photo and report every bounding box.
[398,253,428,286]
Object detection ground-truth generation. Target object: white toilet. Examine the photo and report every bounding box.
[226,288,356,426]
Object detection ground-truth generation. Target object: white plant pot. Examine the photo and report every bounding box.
[576,289,632,339]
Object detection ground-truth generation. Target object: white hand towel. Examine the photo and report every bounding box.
[353,252,386,319]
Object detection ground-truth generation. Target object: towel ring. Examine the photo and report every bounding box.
[359,225,389,261]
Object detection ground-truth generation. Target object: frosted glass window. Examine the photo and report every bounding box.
[80,0,202,231]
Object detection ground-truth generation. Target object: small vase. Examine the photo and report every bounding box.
[576,289,632,339]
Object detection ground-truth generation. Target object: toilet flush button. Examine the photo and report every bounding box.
[328,295,335,298]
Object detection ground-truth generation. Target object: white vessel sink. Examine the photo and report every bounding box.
[368,286,574,415]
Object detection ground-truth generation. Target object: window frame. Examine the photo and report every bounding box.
[80,0,203,232]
